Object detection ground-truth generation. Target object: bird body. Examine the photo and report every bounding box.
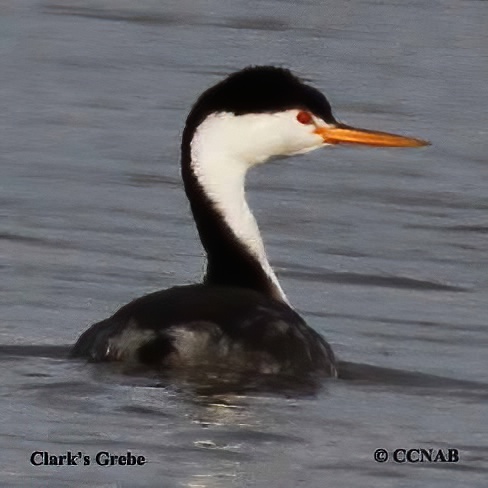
[71,284,336,375]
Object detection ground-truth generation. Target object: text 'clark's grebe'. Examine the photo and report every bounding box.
[71,66,428,377]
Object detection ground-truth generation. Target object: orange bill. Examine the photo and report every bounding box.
[314,123,430,147]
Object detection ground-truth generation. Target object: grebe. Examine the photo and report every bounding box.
[71,66,428,377]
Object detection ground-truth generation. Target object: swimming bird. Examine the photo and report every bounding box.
[71,66,428,377]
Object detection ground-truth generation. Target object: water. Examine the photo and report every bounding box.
[2,1,487,486]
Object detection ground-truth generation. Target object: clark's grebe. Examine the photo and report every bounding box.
[71,66,428,377]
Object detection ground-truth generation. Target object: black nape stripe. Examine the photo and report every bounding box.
[181,157,282,300]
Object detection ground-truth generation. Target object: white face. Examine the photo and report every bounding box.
[192,110,332,167]
[189,109,332,305]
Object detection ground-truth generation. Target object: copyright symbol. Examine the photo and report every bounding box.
[374,448,388,463]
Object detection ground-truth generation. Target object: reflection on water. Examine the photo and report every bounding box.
[2,0,488,487]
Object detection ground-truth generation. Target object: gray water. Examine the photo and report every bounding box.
[2,1,488,487]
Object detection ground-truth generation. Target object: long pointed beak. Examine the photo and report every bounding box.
[314,123,429,148]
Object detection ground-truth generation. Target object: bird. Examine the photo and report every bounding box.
[71,66,428,378]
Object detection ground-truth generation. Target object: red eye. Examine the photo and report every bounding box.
[296,111,313,125]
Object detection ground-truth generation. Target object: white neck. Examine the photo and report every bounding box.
[190,113,289,304]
